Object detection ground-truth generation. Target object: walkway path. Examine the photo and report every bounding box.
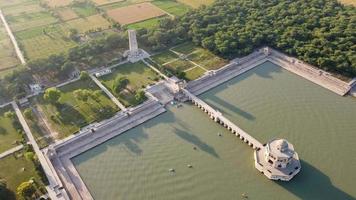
[90,74,127,111]
[142,59,169,80]
[0,10,25,64]
[11,102,68,200]
[0,144,23,159]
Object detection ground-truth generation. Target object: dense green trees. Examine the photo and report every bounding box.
[142,0,356,77]
[43,88,61,104]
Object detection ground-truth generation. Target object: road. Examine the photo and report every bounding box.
[0,144,23,159]
[0,10,26,64]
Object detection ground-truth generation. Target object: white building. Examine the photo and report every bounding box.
[254,138,301,181]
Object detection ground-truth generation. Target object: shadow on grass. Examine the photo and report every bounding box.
[278,160,355,200]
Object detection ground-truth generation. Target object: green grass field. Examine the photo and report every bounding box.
[100,61,159,106]
[185,66,205,80]
[16,24,76,60]
[0,106,22,153]
[126,16,166,29]
[65,14,111,33]
[188,48,228,70]
[0,150,44,199]
[2,1,44,16]
[171,42,197,54]
[152,0,191,16]
[71,3,98,17]
[151,50,179,64]
[0,0,29,8]
[177,0,214,8]
[164,58,195,71]
[35,79,119,138]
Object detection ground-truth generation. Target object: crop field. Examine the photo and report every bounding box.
[0,106,22,153]
[71,2,98,17]
[57,7,78,21]
[2,2,44,16]
[100,61,159,106]
[44,0,73,8]
[106,2,165,25]
[16,24,76,60]
[92,0,124,6]
[0,21,20,70]
[0,150,44,199]
[339,0,356,6]
[177,0,215,8]
[35,79,119,138]
[126,16,166,29]
[0,0,28,8]
[65,14,111,33]
[6,11,58,32]
[152,0,191,16]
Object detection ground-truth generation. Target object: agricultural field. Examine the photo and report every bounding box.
[0,106,22,153]
[91,0,124,6]
[0,0,29,8]
[126,16,166,29]
[65,14,111,33]
[71,2,98,17]
[177,0,215,8]
[0,150,45,199]
[6,11,58,32]
[34,79,119,138]
[339,0,356,6]
[43,0,73,8]
[100,61,160,106]
[1,1,45,16]
[56,7,78,21]
[152,0,191,16]
[106,2,165,25]
[0,20,20,71]
[15,24,76,60]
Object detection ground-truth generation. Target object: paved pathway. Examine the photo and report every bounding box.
[0,10,25,64]
[11,102,68,200]
[90,74,127,111]
[0,144,23,159]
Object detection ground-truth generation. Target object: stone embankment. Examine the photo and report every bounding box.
[187,47,352,96]
[45,99,166,200]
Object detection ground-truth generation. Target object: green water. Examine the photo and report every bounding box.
[72,61,356,200]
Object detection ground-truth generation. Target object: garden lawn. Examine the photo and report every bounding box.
[152,0,191,16]
[15,24,76,60]
[100,61,159,106]
[164,58,195,71]
[151,50,179,65]
[187,48,228,70]
[36,79,119,138]
[185,66,205,80]
[0,151,44,199]
[0,106,22,153]
[171,42,198,55]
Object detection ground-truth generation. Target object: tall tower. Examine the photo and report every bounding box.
[124,29,149,63]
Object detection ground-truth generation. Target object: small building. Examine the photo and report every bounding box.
[254,138,301,181]
[95,69,112,78]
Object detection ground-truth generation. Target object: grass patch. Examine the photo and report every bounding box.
[0,150,45,199]
[65,14,111,33]
[99,0,147,10]
[171,42,197,55]
[35,79,119,138]
[152,0,191,16]
[16,24,76,60]
[151,50,179,65]
[2,1,44,16]
[56,7,79,21]
[0,106,23,153]
[0,0,29,8]
[100,61,159,106]
[187,48,228,70]
[6,11,57,32]
[0,22,20,69]
[126,16,166,30]
[43,0,73,8]
[164,58,195,71]
[185,66,205,80]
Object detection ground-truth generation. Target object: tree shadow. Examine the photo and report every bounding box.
[0,187,16,200]
[172,127,220,158]
[278,160,355,200]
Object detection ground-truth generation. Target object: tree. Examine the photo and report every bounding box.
[113,77,129,94]
[43,87,61,104]
[73,89,90,102]
[135,90,146,103]
[23,108,33,120]
[4,111,15,119]
[79,71,90,81]
[16,181,36,200]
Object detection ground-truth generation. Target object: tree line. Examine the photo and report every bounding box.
[140,0,356,78]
